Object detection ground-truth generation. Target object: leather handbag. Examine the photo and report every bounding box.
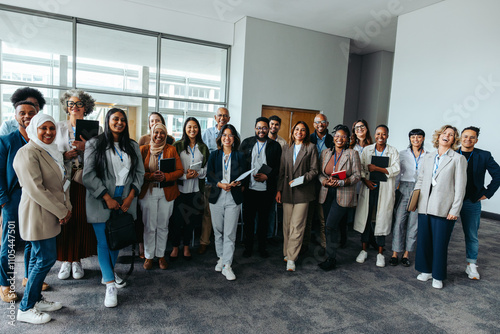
[105,209,137,251]
[406,189,420,212]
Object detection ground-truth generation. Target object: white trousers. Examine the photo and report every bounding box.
[209,190,240,266]
[140,187,174,259]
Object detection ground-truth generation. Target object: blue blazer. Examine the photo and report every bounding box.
[207,150,247,205]
[0,130,25,206]
[457,147,500,202]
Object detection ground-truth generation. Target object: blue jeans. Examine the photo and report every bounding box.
[92,223,120,283]
[460,199,482,264]
[0,188,32,286]
[19,237,57,311]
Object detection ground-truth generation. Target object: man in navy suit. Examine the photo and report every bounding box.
[457,126,500,280]
[0,101,37,302]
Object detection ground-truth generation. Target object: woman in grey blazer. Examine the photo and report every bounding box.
[276,121,318,272]
[83,108,144,307]
[13,113,72,324]
[413,125,467,289]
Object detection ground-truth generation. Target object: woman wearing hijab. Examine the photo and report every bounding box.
[139,123,183,270]
[13,114,72,324]
[83,108,144,308]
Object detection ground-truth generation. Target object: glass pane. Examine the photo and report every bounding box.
[77,25,157,95]
[160,39,227,103]
[0,11,72,86]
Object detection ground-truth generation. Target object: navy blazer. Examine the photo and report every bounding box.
[310,131,334,151]
[457,147,500,202]
[239,137,282,195]
[207,150,247,205]
[0,130,26,206]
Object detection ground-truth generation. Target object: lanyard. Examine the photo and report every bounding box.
[188,144,197,162]
[223,152,231,174]
[459,148,473,163]
[157,152,163,169]
[412,148,423,171]
[334,149,344,168]
[257,141,266,157]
[376,147,386,156]
[433,154,441,177]
[114,146,124,162]
[20,135,28,145]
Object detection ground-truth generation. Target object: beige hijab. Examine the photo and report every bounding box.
[148,123,168,173]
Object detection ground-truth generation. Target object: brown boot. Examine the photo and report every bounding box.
[143,259,153,270]
[0,286,17,303]
[159,257,168,270]
[22,278,50,291]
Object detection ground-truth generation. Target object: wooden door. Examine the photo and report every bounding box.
[262,105,319,142]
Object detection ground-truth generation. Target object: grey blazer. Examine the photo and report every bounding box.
[277,142,318,204]
[414,149,467,217]
[83,138,145,223]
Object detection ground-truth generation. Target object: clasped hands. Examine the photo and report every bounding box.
[324,176,344,188]
[59,210,72,225]
[64,136,87,160]
[185,169,199,179]
[218,180,241,192]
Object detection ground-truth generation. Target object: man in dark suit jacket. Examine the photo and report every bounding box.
[457,126,500,280]
[240,117,282,258]
[0,101,38,303]
[303,113,334,253]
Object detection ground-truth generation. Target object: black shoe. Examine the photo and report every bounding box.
[242,249,252,258]
[389,257,398,266]
[318,258,336,271]
[318,247,326,256]
[401,257,411,267]
[169,255,178,262]
[183,254,192,261]
[259,249,269,258]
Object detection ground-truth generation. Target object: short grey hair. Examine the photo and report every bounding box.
[59,89,95,116]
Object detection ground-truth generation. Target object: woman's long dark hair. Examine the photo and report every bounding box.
[349,119,373,149]
[216,124,240,150]
[93,108,138,180]
[181,117,204,153]
[288,121,311,147]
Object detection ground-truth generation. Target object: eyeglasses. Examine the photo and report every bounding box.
[314,121,327,125]
[222,134,234,138]
[216,114,229,118]
[256,127,268,131]
[354,125,366,131]
[334,135,347,139]
[67,101,84,108]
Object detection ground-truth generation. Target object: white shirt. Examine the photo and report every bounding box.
[111,143,131,186]
[249,140,267,191]
[293,144,302,165]
[398,148,426,183]
[178,144,207,194]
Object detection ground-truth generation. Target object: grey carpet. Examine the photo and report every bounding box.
[1,218,499,333]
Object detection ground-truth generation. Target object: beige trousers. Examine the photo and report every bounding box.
[283,202,309,261]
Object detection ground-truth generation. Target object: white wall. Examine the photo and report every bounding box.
[229,17,350,138]
[388,0,500,214]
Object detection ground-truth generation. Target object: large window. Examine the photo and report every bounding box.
[0,5,229,140]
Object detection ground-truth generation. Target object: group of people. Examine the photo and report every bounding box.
[0,87,499,325]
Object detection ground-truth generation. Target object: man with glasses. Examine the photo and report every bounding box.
[303,113,333,254]
[457,126,500,280]
[240,117,281,258]
[199,107,231,254]
[0,87,46,136]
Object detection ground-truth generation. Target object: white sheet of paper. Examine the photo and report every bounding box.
[189,161,202,171]
[290,175,305,187]
[235,168,256,182]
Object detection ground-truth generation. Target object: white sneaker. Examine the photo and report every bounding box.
[215,258,223,272]
[284,256,288,262]
[17,308,51,324]
[222,265,236,280]
[286,260,296,272]
[104,283,118,308]
[432,279,443,289]
[101,273,127,288]
[34,296,62,312]
[58,262,71,280]
[356,250,368,263]
[376,254,385,267]
[417,273,433,282]
[465,263,480,280]
[72,262,84,280]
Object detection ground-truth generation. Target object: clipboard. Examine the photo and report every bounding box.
[75,119,99,141]
[258,164,272,174]
[369,156,389,182]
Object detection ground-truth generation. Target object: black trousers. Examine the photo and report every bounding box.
[171,192,204,247]
[361,185,386,247]
[322,188,349,259]
[243,189,273,251]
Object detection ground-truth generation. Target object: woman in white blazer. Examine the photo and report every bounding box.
[13,114,72,324]
[413,125,467,289]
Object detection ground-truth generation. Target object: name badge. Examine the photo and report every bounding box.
[119,167,129,179]
[63,179,71,192]
[431,178,437,187]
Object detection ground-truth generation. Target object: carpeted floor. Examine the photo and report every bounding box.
[1,218,499,333]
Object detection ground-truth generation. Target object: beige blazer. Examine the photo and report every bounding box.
[414,149,467,217]
[318,148,361,206]
[13,141,72,241]
[277,142,318,204]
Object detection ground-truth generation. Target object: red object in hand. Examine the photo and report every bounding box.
[331,170,347,180]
